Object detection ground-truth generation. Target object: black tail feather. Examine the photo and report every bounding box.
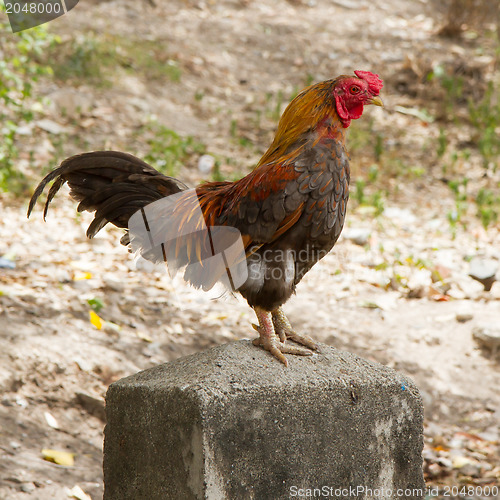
[27,151,188,241]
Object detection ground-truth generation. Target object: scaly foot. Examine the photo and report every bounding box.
[271,307,318,350]
[252,307,313,366]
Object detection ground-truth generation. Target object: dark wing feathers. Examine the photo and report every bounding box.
[204,137,349,249]
[278,139,349,240]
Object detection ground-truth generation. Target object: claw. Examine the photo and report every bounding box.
[252,335,312,366]
[275,322,287,343]
[252,306,316,366]
[272,307,318,350]
[287,330,318,350]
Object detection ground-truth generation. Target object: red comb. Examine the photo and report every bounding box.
[354,70,383,94]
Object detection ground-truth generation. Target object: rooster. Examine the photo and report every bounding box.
[28,71,383,365]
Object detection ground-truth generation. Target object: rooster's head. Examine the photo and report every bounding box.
[333,70,384,128]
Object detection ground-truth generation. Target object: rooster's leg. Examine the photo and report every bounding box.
[252,307,313,366]
[272,307,318,350]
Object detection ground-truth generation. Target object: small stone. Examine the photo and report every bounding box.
[342,227,371,246]
[469,257,498,291]
[15,397,28,408]
[74,357,93,372]
[103,276,125,293]
[16,124,34,136]
[425,218,442,230]
[407,285,426,299]
[491,282,500,299]
[20,483,36,493]
[198,154,215,174]
[437,456,453,468]
[451,276,484,298]
[456,313,473,323]
[478,427,499,442]
[55,269,72,283]
[452,456,470,469]
[76,392,106,422]
[427,462,442,478]
[0,257,16,269]
[48,88,93,117]
[35,119,68,135]
[472,326,500,356]
[431,265,451,283]
[382,206,417,226]
[407,269,431,298]
[458,462,482,477]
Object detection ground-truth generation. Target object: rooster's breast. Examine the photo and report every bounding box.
[237,138,350,310]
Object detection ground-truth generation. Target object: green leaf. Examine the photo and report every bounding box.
[87,297,104,313]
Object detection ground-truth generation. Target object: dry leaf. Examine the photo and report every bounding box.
[433,445,448,452]
[136,331,152,342]
[431,294,450,302]
[74,271,92,281]
[41,449,75,466]
[67,485,92,500]
[44,411,59,429]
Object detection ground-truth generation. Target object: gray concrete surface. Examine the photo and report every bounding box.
[104,340,425,500]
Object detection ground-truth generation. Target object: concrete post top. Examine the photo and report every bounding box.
[109,340,420,406]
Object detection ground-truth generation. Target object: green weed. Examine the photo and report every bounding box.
[304,74,315,87]
[210,160,225,182]
[447,178,469,238]
[47,34,181,86]
[374,133,384,162]
[432,63,500,229]
[370,190,385,216]
[354,179,366,205]
[408,166,425,178]
[140,123,205,177]
[229,118,255,150]
[353,178,385,216]
[347,119,373,154]
[264,90,285,123]
[368,164,379,182]
[431,65,500,172]
[468,81,500,171]
[47,35,115,86]
[475,187,500,228]
[437,127,448,158]
[0,15,57,193]
[428,64,465,118]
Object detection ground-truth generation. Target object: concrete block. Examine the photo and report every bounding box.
[104,340,424,500]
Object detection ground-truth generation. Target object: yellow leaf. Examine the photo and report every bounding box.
[74,271,92,281]
[41,448,74,466]
[89,311,102,330]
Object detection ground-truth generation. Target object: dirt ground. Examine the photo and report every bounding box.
[1,0,499,499]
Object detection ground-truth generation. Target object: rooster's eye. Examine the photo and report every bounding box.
[350,86,361,94]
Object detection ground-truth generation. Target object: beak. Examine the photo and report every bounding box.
[367,95,383,107]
